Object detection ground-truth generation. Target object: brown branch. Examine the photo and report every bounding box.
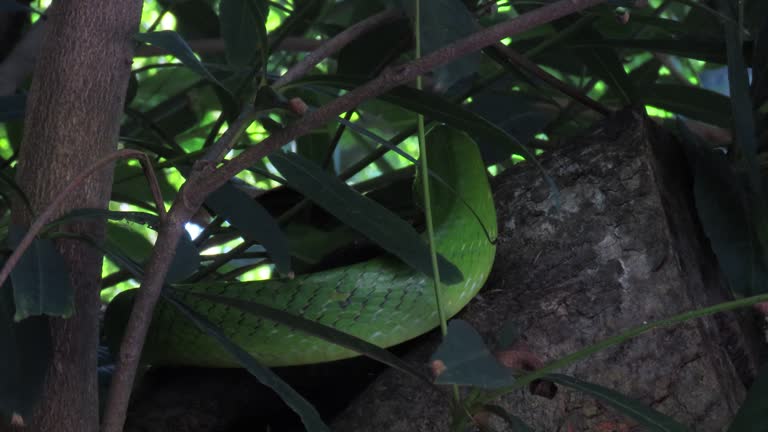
[101,1,610,430]
[0,149,163,289]
[273,8,404,87]
[200,0,609,195]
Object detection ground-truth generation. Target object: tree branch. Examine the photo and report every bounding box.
[0,149,163,288]
[101,1,609,430]
[273,8,404,87]
[200,0,608,194]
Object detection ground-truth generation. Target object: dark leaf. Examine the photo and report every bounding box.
[727,363,768,432]
[48,209,200,284]
[397,0,480,91]
[162,291,331,432]
[8,225,74,320]
[219,0,269,68]
[0,279,51,419]
[639,84,732,128]
[134,31,223,88]
[287,75,536,164]
[547,374,689,432]
[0,94,25,122]
[717,0,760,187]
[431,320,516,388]
[679,122,767,296]
[270,150,462,283]
[205,182,291,274]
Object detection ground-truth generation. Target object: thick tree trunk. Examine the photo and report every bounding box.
[5,1,142,431]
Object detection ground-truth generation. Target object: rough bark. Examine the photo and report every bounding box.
[98,110,765,431]
[332,109,766,431]
[4,0,142,431]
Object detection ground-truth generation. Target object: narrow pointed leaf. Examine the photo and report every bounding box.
[8,225,74,320]
[205,183,291,274]
[547,374,689,432]
[219,0,269,68]
[134,31,223,88]
[639,84,732,128]
[269,151,463,284]
[162,291,331,432]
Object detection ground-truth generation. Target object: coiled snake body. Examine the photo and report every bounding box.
[105,128,497,367]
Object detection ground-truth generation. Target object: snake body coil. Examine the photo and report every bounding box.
[105,128,497,367]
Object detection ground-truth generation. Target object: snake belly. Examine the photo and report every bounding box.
[105,128,497,367]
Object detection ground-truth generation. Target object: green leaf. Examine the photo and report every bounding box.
[727,363,768,432]
[547,374,689,432]
[105,223,154,265]
[205,182,291,274]
[270,150,463,284]
[397,0,480,90]
[48,209,200,284]
[133,31,223,88]
[286,75,535,164]
[580,47,636,104]
[468,89,556,157]
[162,291,331,432]
[639,84,732,128]
[8,225,74,321]
[0,278,52,420]
[219,0,269,69]
[431,320,516,389]
[176,288,431,383]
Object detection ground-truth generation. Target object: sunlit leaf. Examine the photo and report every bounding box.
[639,84,732,128]
[48,209,200,284]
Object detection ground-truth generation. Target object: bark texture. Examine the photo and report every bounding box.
[100,110,765,431]
[4,0,142,430]
[332,109,765,431]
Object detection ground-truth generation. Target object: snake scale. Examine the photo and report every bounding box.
[105,127,497,367]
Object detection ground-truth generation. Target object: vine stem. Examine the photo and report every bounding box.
[414,0,447,338]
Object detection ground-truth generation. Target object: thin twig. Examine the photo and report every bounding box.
[491,42,611,116]
[0,149,163,288]
[273,8,404,87]
[200,0,609,195]
[101,2,610,431]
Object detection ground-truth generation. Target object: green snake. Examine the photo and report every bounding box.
[105,127,497,367]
